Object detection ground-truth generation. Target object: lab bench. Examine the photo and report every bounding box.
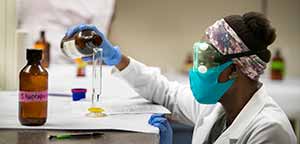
[0,129,157,144]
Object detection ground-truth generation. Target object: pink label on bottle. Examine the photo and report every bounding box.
[19,91,48,102]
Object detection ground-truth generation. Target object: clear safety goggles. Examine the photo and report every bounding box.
[192,41,264,73]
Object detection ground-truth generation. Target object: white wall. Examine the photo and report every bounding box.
[110,0,300,76]
[0,0,17,90]
[110,0,261,72]
[0,0,5,90]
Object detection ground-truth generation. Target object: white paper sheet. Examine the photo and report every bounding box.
[69,97,170,115]
[0,91,170,134]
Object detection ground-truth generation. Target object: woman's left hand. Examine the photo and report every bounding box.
[148,114,173,144]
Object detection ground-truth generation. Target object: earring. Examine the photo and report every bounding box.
[229,72,237,79]
[228,64,237,79]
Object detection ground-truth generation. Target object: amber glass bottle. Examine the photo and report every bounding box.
[182,52,193,74]
[19,49,48,126]
[34,31,50,68]
[60,30,103,59]
[74,58,87,77]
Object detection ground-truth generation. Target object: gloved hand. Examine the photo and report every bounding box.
[148,114,173,144]
[65,24,122,65]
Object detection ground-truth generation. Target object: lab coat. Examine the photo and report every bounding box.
[112,57,297,144]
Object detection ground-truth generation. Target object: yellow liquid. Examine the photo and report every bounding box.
[86,107,106,118]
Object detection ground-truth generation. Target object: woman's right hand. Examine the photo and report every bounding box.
[65,24,122,66]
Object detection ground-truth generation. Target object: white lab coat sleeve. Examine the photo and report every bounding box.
[247,122,297,144]
[112,57,201,125]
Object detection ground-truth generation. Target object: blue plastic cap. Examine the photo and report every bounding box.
[71,88,87,101]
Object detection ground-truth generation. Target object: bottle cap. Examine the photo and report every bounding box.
[41,30,45,37]
[26,49,42,61]
[71,88,87,101]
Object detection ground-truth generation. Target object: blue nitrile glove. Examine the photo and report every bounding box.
[65,24,122,65]
[148,114,173,144]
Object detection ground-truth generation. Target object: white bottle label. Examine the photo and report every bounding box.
[63,40,85,59]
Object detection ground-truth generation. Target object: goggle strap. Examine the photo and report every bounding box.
[215,49,267,63]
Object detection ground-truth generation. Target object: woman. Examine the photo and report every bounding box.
[66,12,297,144]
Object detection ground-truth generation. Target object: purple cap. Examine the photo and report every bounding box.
[71,88,87,101]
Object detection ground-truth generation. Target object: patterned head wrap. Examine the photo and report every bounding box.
[205,19,266,80]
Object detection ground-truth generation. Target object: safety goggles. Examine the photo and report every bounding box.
[192,41,265,73]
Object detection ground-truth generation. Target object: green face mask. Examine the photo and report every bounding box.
[189,61,235,104]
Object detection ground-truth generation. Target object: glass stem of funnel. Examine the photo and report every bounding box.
[92,48,103,107]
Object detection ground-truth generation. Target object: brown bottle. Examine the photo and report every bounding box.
[182,52,193,73]
[271,49,285,80]
[60,30,103,59]
[19,49,48,126]
[34,31,50,68]
[74,58,87,77]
